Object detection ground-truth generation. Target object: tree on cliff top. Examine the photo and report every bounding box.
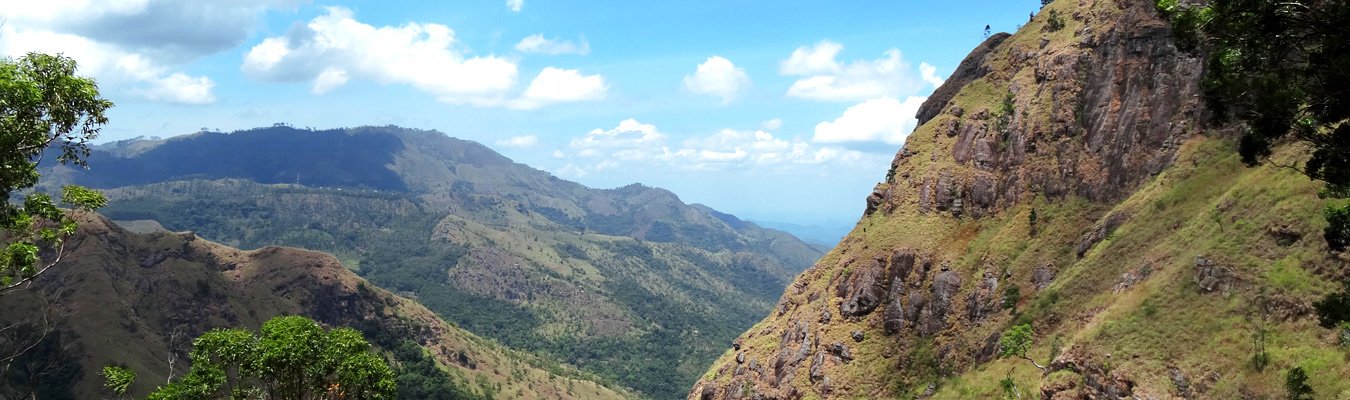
[0,52,110,294]
[1159,0,1350,250]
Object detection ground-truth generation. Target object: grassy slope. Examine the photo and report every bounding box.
[0,213,629,399]
[693,0,1348,397]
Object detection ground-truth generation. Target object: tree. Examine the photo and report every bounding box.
[1156,0,1350,250]
[1285,366,1315,400]
[149,315,396,400]
[1313,281,1350,329]
[0,52,111,294]
[999,323,1047,372]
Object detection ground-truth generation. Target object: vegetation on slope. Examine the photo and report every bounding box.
[691,0,1348,398]
[54,126,821,398]
[0,213,627,399]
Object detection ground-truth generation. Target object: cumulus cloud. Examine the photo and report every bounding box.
[813,96,926,144]
[244,7,604,108]
[781,40,941,102]
[760,118,783,130]
[558,119,882,176]
[2,0,299,62]
[0,26,218,104]
[920,62,945,88]
[507,0,523,12]
[683,56,750,104]
[515,34,590,55]
[571,119,666,149]
[243,7,519,104]
[497,135,540,148]
[0,0,278,104]
[510,67,607,109]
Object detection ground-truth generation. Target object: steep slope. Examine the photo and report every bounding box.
[690,0,1348,399]
[43,125,822,398]
[0,212,627,399]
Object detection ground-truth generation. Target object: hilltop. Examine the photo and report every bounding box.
[690,0,1349,398]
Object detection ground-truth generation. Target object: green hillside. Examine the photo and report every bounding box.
[45,126,823,398]
[0,212,628,399]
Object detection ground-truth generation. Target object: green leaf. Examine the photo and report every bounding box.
[101,365,136,396]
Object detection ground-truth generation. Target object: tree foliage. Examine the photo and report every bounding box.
[1286,366,1316,400]
[102,365,136,398]
[0,52,110,294]
[1313,281,1350,329]
[148,315,395,400]
[998,323,1046,372]
[1157,0,1350,249]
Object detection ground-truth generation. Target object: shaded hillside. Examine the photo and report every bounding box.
[690,0,1348,398]
[43,125,822,398]
[0,212,626,399]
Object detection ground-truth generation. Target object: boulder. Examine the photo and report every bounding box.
[1032,264,1057,290]
[1193,256,1231,293]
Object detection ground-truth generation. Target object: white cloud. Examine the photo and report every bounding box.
[760,118,782,130]
[0,26,218,105]
[0,0,274,104]
[781,41,844,75]
[138,73,217,104]
[0,0,299,62]
[515,34,590,55]
[556,119,883,177]
[571,119,665,150]
[683,56,750,104]
[509,67,607,109]
[507,0,523,12]
[813,96,926,144]
[497,135,540,148]
[243,7,605,109]
[243,7,518,105]
[781,40,940,102]
[920,62,945,88]
[311,68,350,94]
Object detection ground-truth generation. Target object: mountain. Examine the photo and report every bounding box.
[690,0,1349,398]
[0,212,626,399]
[42,125,823,398]
[747,220,851,250]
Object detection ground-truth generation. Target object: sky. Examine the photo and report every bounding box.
[0,0,1042,227]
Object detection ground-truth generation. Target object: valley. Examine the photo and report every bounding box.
[40,126,822,398]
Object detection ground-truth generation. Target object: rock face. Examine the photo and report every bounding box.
[915,33,1013,126]
[866,0,1201,219]
[1193,256,1232,293]
[688,0,1220,398]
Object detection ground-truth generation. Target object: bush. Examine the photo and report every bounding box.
[1285,367,1315,400]
[1313,281,1350,329]
[1325,205,1350,252]
[1045,9,1066,32]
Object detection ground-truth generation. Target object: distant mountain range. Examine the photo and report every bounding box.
[41,125,824,398]
[747,219,852,249]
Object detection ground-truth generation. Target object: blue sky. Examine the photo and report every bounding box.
[1,0,1041,227]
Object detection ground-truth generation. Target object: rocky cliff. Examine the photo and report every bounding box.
[690,0,1349,398]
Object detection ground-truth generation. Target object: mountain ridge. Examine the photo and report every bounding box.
[43,125,823,398]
